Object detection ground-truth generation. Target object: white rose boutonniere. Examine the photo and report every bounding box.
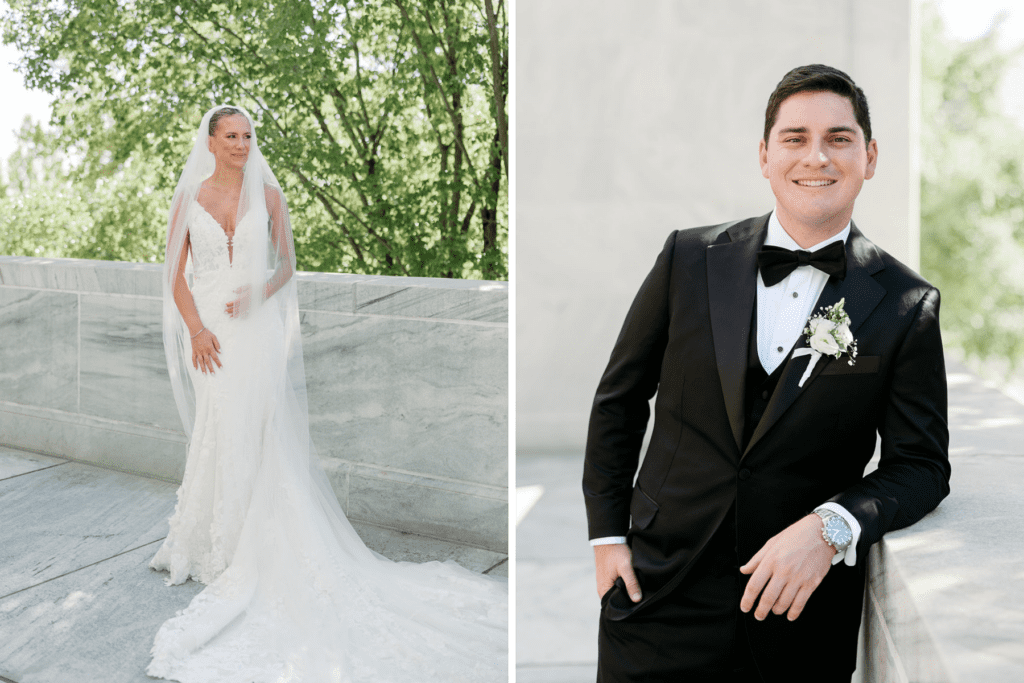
[792,298,858,387]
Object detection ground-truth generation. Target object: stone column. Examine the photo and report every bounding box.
[517,0,916,452]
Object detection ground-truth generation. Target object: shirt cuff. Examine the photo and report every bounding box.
[815,502,862,567]
[590,536,628,546]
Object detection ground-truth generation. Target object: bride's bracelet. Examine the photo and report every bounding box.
[191,326,206,339]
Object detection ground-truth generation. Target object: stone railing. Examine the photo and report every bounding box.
[0,256,507,552]
[855,360,1024,682]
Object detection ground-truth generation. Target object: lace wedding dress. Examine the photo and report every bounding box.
[148,130,506,680]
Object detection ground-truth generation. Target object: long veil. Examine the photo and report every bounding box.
[162,104,303,450]
[152,106,507,682]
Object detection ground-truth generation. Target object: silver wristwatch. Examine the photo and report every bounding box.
[814,508,853,553]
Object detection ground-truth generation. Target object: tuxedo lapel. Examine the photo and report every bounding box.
[743,223,887,457]
[706,214,769,454]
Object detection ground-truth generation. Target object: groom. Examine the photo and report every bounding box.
[582,64,950,682]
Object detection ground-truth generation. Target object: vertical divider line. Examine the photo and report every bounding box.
[77,290,82,414]
[345,464,351,514]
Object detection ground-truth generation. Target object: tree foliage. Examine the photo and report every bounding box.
[0,0,508,279]
[921,2,1024,363]
[0,117,170,260]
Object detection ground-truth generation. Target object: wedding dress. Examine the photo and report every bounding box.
[147,105,507,682]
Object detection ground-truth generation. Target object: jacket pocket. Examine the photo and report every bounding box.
[820,355,880,375]
[629,486,659,530]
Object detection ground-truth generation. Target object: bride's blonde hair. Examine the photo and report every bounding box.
[208,106,244,136]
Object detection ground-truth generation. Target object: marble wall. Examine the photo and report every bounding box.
[0,256,508,552]
[852,365,1024,682]
[517,0,918,452]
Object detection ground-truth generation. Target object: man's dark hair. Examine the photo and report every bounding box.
[763,64,872,147]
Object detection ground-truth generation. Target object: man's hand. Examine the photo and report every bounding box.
[739,513,835,621]
[594,543,643,603]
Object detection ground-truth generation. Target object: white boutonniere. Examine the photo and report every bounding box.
[791,298,858,387]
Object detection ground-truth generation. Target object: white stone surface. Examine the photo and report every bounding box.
[0,460,172,596]
[0,255,508,551]
[355,282,508,321]
[0,543,203,683]
[864,454,1024,682]
[861,361,1024,682]
[0,446,65,479]
[0,255,163,297]
[0,448,506,683]
[348,467,507,550]
[80,294,179,430]
[0,288,78,412]
[350,520,508,576]
[0,400,188,482]
[516,453,599,682]
[517,0,916,452]
[302,311,507,487]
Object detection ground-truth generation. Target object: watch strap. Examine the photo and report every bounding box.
[814,508,852,552]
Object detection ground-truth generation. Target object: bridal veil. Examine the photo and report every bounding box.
[152,106,506,682]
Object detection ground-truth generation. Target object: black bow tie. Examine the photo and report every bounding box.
[756,241,847,287]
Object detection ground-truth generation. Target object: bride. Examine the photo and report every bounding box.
[148,104,507,682]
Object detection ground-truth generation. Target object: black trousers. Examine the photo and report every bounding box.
[596,512,854,683]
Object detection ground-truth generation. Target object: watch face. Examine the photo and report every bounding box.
[825,516,853,548]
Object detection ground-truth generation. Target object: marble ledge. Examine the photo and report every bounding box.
[350,462,507,501]
[354,283,507,323]
[0,255,162,298]
[318,457,351,512]
[865,453,1024,682]
[0,400,186,443]
[0,288,79,412]
[79,294,181,431]
[2,396,508,497]
[862,542,948,683]
[264,456,507,552]
[349,520,507,575]
[296,272,508,323]
[0,401,187,483]
[302,310,507,486]
[0,256,508,324]
[347,471,508,552]
[317,457,506,506]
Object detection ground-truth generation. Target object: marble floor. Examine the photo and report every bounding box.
[0,446,507,683]
[516,453,599,683]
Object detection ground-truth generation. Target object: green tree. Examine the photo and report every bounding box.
[1,0,508,279]
[921,2,1024,363]
[0,116,170,261]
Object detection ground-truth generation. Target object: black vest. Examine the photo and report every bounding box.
[742,303,787,450]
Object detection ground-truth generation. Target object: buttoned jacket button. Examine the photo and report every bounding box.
[738,468,751,481]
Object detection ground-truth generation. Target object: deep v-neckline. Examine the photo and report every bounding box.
[196,202,238,265]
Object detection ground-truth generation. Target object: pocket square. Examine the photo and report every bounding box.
[819,355,880,375]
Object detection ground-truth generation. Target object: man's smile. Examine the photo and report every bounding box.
[794,179,836,187]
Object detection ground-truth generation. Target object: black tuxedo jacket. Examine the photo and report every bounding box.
[583,213,950,673]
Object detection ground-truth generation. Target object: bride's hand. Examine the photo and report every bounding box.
[191,328,222,374]
[226,285,251,318]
